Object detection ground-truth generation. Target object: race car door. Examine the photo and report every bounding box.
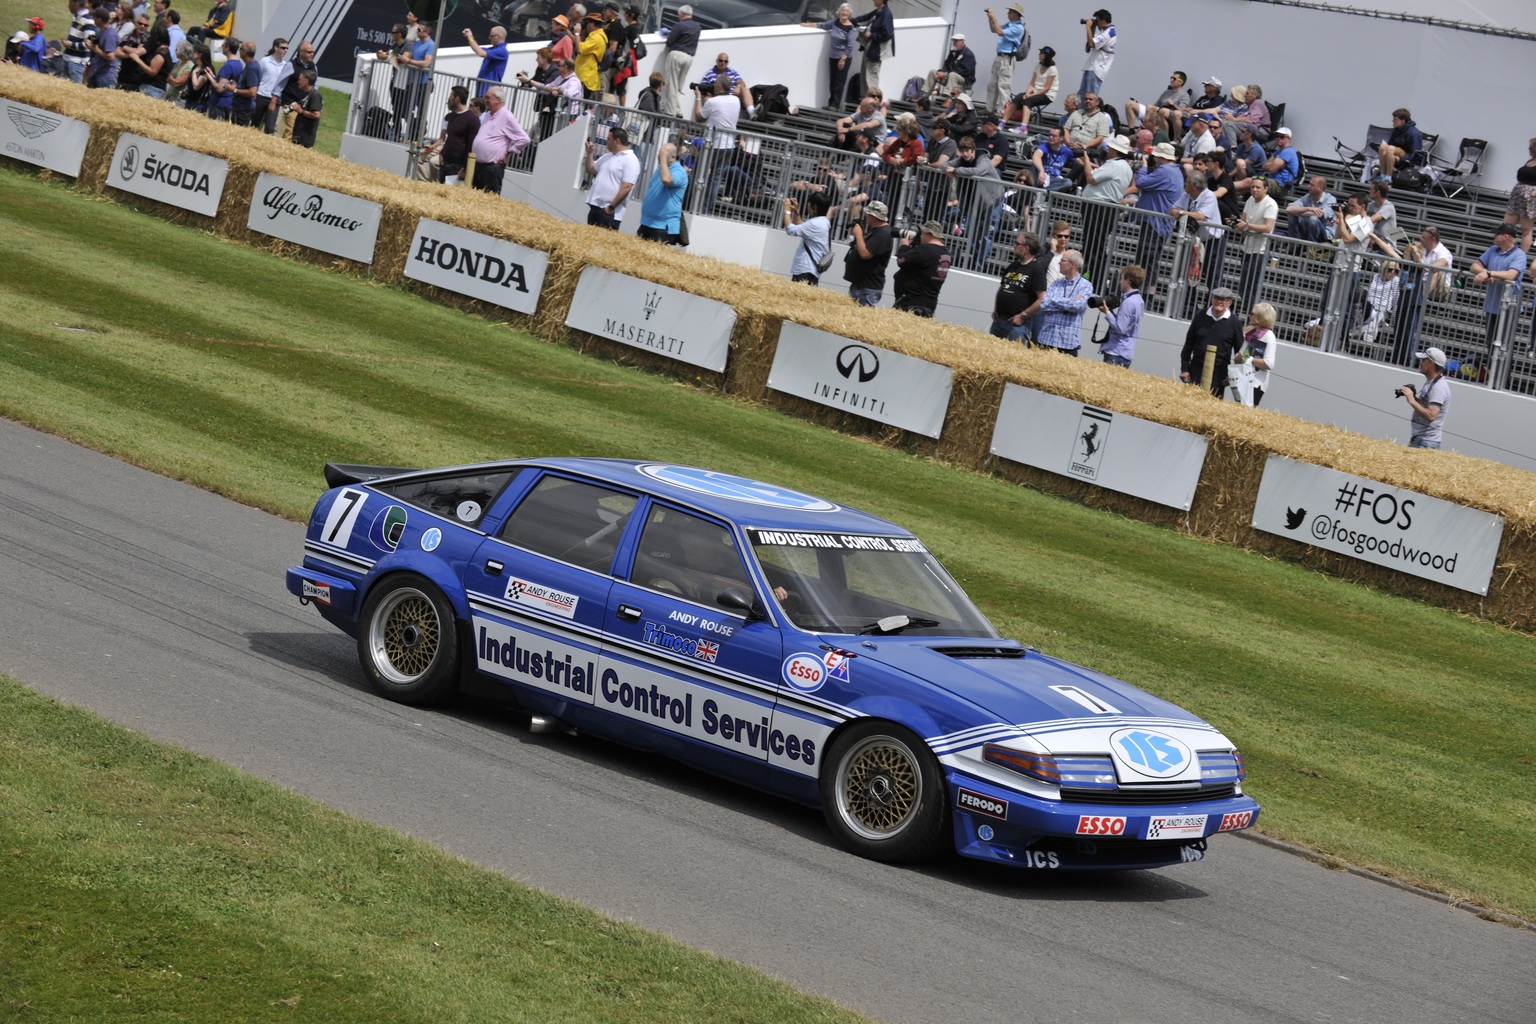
[601,501,785,787]
[463,471,634,715]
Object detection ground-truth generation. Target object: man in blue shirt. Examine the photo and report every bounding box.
[639,141,689,246]
[19,17,50,70]
[1031,249,1093,354]
[465,25,508,95]
[1470,223,1528,352]
[1262,127,1300,194]
[1123,141,1183,299]
[1095,264,1145,367]
[983,3,1025,115]
[783,193,833,285]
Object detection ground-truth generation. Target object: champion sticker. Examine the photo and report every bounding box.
[421,527,442,552]
[301,579,332,605]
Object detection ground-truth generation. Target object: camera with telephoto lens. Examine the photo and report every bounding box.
[1080,18,1088,23]
[1088,294,1120,311]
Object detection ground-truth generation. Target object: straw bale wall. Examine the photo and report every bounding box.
[5,65,1536,630]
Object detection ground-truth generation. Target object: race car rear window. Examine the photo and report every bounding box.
[374,469,519,529]
[499,474,638,573]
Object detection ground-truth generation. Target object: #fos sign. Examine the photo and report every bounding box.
[109,133,227,217]
[564,267,736,373]
[767,323,954,439]
[1252,455,1505,594]
[246,172,381,263]
[0,100,90,177]
[404,218,549,315]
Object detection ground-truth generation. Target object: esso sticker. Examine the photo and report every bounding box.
[782,653,826,692]
[1218,811,1253,832]
[1075,815,1127,836]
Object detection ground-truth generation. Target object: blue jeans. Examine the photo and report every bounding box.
[1079,70,1102,104]
[1102,352,1132,367]
[64,58,86,83]
[1288,215,1327,242]
[139,85,167,100]
[1408,436,1440,449]
[990,315,1031,343]
[849,287,883,306]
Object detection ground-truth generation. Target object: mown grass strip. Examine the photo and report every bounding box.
[1,163,1534,926]
[0,677,870,1023]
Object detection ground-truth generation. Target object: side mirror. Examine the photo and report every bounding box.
[717,587,765,622]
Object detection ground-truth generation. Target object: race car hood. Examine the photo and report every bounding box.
[852,641,1228,766]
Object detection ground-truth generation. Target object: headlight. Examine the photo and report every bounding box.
[983,743,1060,785]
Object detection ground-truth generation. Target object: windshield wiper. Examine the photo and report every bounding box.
[857,614,941,636]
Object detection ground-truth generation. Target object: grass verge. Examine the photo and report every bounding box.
[0,677,869,1023]
[0,162,1534,929]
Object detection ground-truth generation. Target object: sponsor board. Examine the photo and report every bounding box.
[0,100,91,177]
[1145,814,1208,840]
[564,267,735,372]
[990,384,1209,510]
[247,172,381,263]
[473,615,831,775]
[108,133,228,217]
[957,788,1009,820]
[403,218,549,315]
[768,323,954,439]
[1252,455,1504,595]
[505,577,580,619]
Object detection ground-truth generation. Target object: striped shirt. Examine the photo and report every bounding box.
[1035,275,1093,350]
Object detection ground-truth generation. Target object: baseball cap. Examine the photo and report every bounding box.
[1415,347,1448,367]
[27,16,43,29]
[1202,75,1221,87]
[951,31,965,40]
[1495,222,1518,237]
[864,200,889,221]
[1275,127,1292,137]
[954,92,973,107]
[920,219,945,237]
[981,112,1000,126]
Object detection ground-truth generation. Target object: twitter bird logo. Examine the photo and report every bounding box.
[1284,507,1306,530]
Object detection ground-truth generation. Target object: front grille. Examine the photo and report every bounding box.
[1062,783,1239,805]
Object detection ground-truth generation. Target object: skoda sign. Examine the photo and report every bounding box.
[108,133,228,218]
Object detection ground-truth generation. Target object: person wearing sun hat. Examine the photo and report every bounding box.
[843,199,893,306]
[1078,133,1133,286]
[1121,139,1183,299]
[983,3,1027,114]
[1397,348,1451,448]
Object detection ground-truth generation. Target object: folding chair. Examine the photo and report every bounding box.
[1334,124,1391,182]
[1430,138,1487,199]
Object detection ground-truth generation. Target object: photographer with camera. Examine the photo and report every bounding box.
[1090,264,1144,367]
[1079,8,1115,104]
[1398,348,1450,448]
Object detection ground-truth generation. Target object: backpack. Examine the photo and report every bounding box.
[632,36,647,60]
[1014,29,1031,60]
[902,76,924,102]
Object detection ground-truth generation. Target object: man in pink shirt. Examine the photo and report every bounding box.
[471,87,532,193]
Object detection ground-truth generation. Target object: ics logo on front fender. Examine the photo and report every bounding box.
[957,788,1008,820]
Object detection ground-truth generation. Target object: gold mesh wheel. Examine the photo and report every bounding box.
[835,734,924,840]
[368,588,442,684]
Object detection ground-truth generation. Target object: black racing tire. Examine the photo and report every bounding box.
[356,573,461,706]
[820,719,950,863]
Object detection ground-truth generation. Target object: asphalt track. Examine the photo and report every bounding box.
[2,416,1532,1024]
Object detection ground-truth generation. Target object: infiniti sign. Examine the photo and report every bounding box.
[768,323,954,439]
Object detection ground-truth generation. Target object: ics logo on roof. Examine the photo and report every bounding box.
[637,465,838,512]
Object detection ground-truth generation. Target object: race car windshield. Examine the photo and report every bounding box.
[747,529,999,638]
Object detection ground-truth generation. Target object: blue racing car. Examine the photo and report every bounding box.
[287,459,1258,870]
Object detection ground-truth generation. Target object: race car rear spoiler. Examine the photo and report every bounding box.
[323,462,425,488]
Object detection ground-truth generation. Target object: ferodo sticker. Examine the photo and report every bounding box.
[957,788,1008,820]
[1075,815,1127,836]
[782,653,827,691]
[1218,811,1253,832]
[301,580,332,605]
[1146,814,1208,840]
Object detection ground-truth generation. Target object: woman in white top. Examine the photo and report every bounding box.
[1360,260,1400,346]
[1005,46,1058,128]
[1232,301,1278,406]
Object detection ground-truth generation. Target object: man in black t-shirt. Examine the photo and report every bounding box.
[430,85,481,181]
[843,200,894,306]
[278,41,317,141]
[991,232,1048,342]
[288,70,324,148]
[893,220,950,318]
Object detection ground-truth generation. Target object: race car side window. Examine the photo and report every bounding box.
[632,506,751,608]
[375,469,519,529]
[498,474,637,574]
